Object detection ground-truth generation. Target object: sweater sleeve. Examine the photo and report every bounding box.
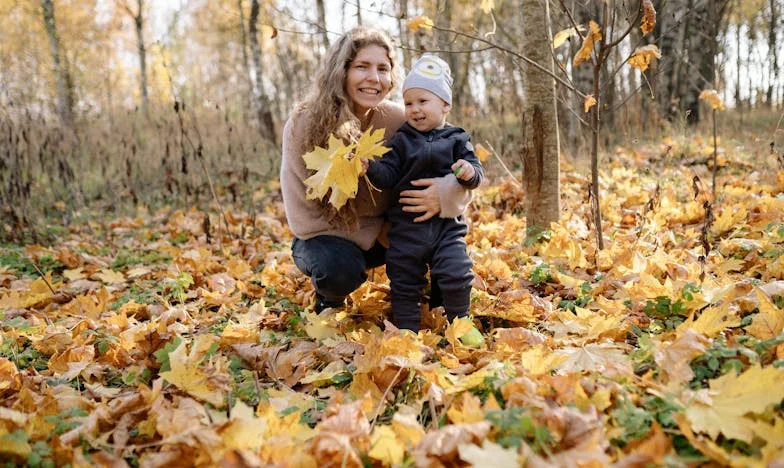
[437,174,472,218]
[279,116,328,239]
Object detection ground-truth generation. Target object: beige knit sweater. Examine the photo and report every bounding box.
[280,100,470,251]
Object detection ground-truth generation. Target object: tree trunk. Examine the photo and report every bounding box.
[124,0,149,114]
[683,0,730,124]
[238,0,252,116]
[41,0,74,126]
[397,0,412,71]
[316,0,329,52]
[568,1,597,158]
[648,0,682,120]
[522,0,561,235]
[735,10,743,126]
[767,0,779,107]
[249,0,277,145]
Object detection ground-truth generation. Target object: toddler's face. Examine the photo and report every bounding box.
[403,88,451,132]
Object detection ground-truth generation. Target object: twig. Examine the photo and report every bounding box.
[369,365,405,430]
[28,259,56,296]
[483,141,521,187]
[27,259,55,326]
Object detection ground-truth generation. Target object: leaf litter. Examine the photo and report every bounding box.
[1,138,784,466]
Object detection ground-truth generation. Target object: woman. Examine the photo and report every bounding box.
[280,27,470,312]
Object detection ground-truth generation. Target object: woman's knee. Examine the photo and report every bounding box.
[311,262,367,297]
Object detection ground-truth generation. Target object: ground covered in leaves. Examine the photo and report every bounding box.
[2,136,784,467]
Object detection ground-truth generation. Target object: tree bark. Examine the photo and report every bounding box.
[522,0,561,235]
[647,0,682,120]
[569,1,598,157]
[767,0,779,107]
[249,0,277,145]
[121,0,149,114]
[316,0,329,52]
[41,0,75,126]
[397,0,412,71]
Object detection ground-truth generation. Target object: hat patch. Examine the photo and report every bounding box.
[414,58,444,78]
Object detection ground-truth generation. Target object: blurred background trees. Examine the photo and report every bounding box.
[1,0,782,241]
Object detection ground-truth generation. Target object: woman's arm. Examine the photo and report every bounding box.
[399,174,471,222]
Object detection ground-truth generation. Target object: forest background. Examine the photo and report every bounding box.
[1,0,784,466]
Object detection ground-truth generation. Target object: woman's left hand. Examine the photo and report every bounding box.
[400,178,441,222]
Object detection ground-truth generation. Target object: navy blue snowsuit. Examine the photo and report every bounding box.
[366,123,483,331]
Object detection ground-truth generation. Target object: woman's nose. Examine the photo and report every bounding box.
[366,68,380,82]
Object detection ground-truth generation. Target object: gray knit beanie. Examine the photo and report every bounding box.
[402,54,453,105]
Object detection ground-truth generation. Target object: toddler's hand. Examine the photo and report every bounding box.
[359,158,369,177]
[451,160,475,181]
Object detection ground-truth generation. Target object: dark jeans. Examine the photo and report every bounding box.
[291,235,443,312]
[291,236,386,308]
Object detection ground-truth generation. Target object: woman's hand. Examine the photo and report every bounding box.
[400,178,441,222]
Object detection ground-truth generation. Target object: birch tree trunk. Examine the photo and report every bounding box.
[41,0,74,126]
[522,0,561,235]
[249,0,277,145]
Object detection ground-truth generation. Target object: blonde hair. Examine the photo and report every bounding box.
[295,27,397,153]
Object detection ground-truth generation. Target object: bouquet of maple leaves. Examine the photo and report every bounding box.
[302,128,390,210]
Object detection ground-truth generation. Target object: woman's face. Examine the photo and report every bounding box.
[345,45,392,116]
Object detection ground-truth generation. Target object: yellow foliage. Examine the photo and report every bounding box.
[480,0,495,14]
[584,94,597,113]
[573,21,602,67]
[641,0,657,36]
[627,44,661,71]
[553,25,584,49]
[699,89,725,110]
[407,15,434,33]
[303,128,390,210]
[159,335,228,408]
[684,364,784,443]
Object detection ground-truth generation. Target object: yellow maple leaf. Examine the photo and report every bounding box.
[573,21,601,67]
[747,288,784,339]
[447,392,485,424]
[699,89,725,110]
[474,143,491,162]
[407,15,434,33]
[480,0,494,14]
[553,25,584,49]
[303,135,353,208]
[654,329,710,386]
[95,268,125,284]
[627,44,661,71]
[219,400,268,452]
[159,336,228,408]
[583,94,597,113]
[0,358,21,393]
[368,425,406,465]
[641,0,656,36]
[392,411,425,446]
[458,440,520,467]
[303,128,389,210]
[678,304,740,338]
[684,364,784,443]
